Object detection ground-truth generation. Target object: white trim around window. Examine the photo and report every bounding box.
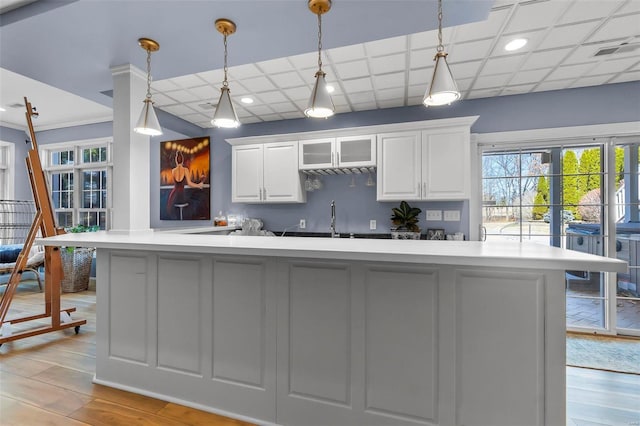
[0,141,15,200]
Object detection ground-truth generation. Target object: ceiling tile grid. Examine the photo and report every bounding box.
[143,0,640,129]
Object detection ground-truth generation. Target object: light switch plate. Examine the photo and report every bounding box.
[444,210,461,221]
[426,210,442,221]
[299,219,306,229]
[370,220,377,230]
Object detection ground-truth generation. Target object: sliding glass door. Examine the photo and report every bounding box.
[481,142,640,335]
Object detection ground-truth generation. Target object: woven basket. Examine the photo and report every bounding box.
[60,247,95,292]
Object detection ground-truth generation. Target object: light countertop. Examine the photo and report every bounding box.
[36,231,627,272]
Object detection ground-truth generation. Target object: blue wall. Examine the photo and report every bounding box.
[3,81,640,237]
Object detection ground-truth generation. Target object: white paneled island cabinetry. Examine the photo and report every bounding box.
[38,232,626,426]
[231,141,305,203]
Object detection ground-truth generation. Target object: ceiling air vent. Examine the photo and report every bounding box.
[198,103,216,110]
[8,102,24,109]
[594,42,640,57]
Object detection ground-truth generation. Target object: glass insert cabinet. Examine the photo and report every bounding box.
[298,135,376,170]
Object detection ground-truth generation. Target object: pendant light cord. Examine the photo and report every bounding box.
[222,32,229,88]
[436,0,444,53]
[145,48,152,100]
[317,12,323,71]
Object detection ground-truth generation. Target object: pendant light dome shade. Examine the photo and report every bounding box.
[133,37,163,136]
[211,18,240,128]
[422,0,460,107]
[305,70,335,118]
[134,98,162,136]
[423,51,460,107]
[212,86,240,128]
[305,0,334,119]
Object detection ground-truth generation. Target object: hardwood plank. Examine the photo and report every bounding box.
[69,398,189,426]
[32,365,168,414]
[0,355,53,377]
[157,402,256,426]
[0,395,90,426]
[0,370,92,416]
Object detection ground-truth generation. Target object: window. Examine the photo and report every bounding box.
[42,139,112,230]
[0,141,15,200]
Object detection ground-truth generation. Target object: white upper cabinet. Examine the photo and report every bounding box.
[376,131,422,200]
[299,135,376,170]
[232,141,305,204]
[377,120,474,201]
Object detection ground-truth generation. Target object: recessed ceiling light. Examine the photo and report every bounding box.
[505,38,528,52]
[326,85,335,93]
[241,97,254,104]
[0,107,5,112]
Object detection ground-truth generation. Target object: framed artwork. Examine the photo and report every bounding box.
[426,228,445,240]
[160,137,210,221]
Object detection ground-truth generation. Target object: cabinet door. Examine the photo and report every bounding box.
[336,135,376,168]
[421,128,470,200]
[232,144,263,203]
[376,132,422,201]
[299,138,335,170]
[263,142,305,203]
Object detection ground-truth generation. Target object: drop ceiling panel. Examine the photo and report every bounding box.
[410,49,434,69]
[239,76,277,92]
[168,74,207,89]
[352,102,378,111]
[161,104,198,116]
[507,68,552,85]
[331,94,349,107]
[227,63,263,80]
[407,84,426,98]
[162,89,200,103]
[587,14,640,43]
[373,72,406,90]
[284,86,312,101]
[449,38,493,61]
[188,85,217,100]
[349,91,376,104]
[365,36,407,57]
[328,44,367,63]
[378,98,405,109]
[408,68,429,86]
[288,52,317,69]
[409,30,439,51]
[334,60,370,80]
[454,8,511,42]
[520,48,573,70]
[610,69,640,83]
[152,93,180,107]
[506,1,569,33]
[570,75,613,88]
[449,61,483,79]
[587,56,639,75]
[503,83,537,94]
[616,0,640,14]
[243,105,275,116]
[473,73,513,89]
[255,90,289,104]
[467,88,502,99]
[269,71,306,88]
[195,70,224,85]
[256,58,293,74]
[481,54,527,75]
[268,101,298,114]
[377,87,405,101]
[546,62,597,80]
[151,79,180,92]
[534,79,573,91]
[537,21,602,50]
[557,0,624,24]
[369,53,407,74]
[341,77,374,93]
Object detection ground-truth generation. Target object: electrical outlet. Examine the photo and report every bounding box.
[370,220,377,230]
[443,210,461,221]
[299,219,306,229]
[426,210,442,221]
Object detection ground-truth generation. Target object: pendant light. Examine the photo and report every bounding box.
[133,38,163,136]
[304,0,334,119]
[211,18,240,128]
[423,0,460,107]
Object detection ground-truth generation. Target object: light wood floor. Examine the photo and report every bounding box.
[2,281,640,426]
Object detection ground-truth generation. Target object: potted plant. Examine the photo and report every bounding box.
[60,225,98,292]
[390,201,422,240]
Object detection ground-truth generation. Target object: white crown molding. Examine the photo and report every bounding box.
[1,115,113,133]
[111,64,146,80]
[225,116,480,146]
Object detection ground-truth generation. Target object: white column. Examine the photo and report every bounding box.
[111,64,151,232]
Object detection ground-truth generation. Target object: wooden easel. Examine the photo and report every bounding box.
[0,97,86,346]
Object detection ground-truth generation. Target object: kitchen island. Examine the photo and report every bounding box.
[38,232,626,426]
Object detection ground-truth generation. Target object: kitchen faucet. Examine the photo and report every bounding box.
[330,200,339,238]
